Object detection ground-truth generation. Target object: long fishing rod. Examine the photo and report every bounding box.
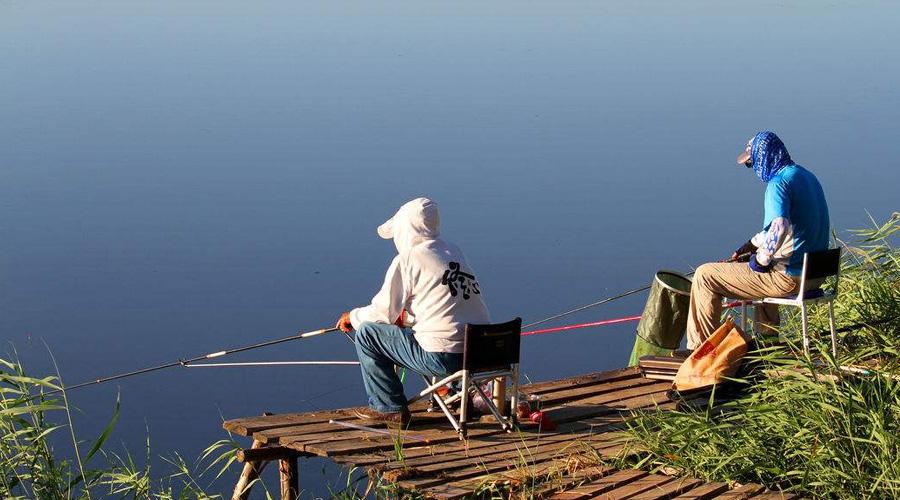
[186,360,359,368]
[521,301,750,337]
[523,253,751,329]
[42,326,338,397]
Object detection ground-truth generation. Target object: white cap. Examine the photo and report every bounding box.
[377,197,440,240]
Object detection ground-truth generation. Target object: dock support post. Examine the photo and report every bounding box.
[232,412,272,500]
[279,456,299,500]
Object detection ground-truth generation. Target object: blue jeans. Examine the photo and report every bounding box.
[354,322,462,413]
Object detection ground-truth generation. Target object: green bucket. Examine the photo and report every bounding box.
[628,271,692,366]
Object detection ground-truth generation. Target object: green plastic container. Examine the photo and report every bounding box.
[628,271,692,366]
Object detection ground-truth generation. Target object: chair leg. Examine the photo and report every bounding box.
[740,302,748,332]
[828,301,838,356]
[427,376,439,412]
[458,370,469,439]
[510,364,520,427]
[432,392,462,434]
[801,303,809,354]
[509,363,519,426]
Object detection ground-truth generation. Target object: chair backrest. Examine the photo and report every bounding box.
[462,318,522,372]
[803,248,841,280]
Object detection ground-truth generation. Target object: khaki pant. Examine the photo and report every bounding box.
[686,262,798,349]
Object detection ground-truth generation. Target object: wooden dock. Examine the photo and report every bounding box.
[223,366,795,499]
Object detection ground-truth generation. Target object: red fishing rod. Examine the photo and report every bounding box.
[521,301,748,337]
[523,253,751,329]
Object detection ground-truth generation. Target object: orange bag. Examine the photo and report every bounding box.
[673,318,749,391]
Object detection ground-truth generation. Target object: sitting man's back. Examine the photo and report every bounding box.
[336,197,490,424]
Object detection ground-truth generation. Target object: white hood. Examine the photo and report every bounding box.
[377,197,441,254]
[351,196,490,353]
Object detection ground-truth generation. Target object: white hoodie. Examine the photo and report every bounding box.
[349,198,491,353]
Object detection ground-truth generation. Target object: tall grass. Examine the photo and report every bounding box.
[1,355,238,499]
[619,213,900,499]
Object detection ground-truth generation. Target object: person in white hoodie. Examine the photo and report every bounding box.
[336,197,491,424]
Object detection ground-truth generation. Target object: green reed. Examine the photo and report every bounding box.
[618,212,900,499]
[0,354,238,499]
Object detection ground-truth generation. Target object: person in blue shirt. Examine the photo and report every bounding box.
[686,131,831,348]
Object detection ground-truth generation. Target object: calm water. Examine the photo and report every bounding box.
[2,1,899,495]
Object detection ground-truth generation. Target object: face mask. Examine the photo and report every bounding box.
[741,139,753,169]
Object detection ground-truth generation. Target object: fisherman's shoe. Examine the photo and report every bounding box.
[352,406,411,426]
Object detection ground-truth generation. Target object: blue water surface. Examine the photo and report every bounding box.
[2,1,899,496]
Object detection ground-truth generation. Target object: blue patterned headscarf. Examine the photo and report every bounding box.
[750,131,793,183]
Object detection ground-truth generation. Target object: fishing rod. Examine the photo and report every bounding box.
[523,253,752,329]
[41,326,339,397]
[186,360,359,368]
[522,315,643,336]
[521,301,750,337]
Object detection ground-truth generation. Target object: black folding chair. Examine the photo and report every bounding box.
[409,318,522,439]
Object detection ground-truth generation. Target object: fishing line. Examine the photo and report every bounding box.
[523,254,750,329]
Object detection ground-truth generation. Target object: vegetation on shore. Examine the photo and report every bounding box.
[0,355,240,499]
[619,213,900,499]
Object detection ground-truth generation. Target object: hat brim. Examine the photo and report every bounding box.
[377,217,394,239]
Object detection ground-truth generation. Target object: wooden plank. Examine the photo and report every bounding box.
[526,465,617,498]
[712,484,766,499]
[628,477,704,499]
[378,429,578,472]
[254,375,656,446]
[524,367,641,394]
[225,366,644,436]
[300,425,503,456]
[225,367,641,433]
[343,431,530,466]
[225,404,436,436]
[237,446,304,462]
[537,377,663,407]
[225,411,354,435]
[396,434,609,491]
[226,367,645,435]
[405,433,600,480]
[638,356,686,370]
[424,455,605,500]
[293,384,664,457]
[545,385,674,426]
[346,386,685,469]
[671,482,731,500]
[593,473,675,498]
[549,469,647,499]
[748,492,798,499]
[375,409,633,475]
[346,401,641,468]
[415,438,635,497]
[256,410,451,444]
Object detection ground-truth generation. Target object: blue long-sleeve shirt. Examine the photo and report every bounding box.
[750,164,830,276]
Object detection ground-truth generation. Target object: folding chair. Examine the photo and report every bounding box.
[409,318,522,439]
[726,249,841,355]
[757,248,841,355]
